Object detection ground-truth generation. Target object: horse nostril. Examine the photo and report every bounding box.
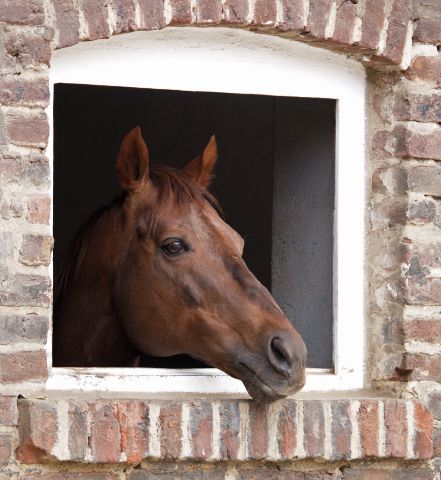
[268,336,293,377]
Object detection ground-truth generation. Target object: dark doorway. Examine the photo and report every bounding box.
[53,84,335,369]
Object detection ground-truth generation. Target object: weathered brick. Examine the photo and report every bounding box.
[223,0,248,24]
[238,468,336,480]
[357,401,379,457]
[116,401,149,464]
[303,401,324,458]
[402,352,441,381]
[404,319,441,344]
[5,110,49,148]
[159,402,182,459]
[219,401,241,460]
[333,1,357,45]
[405,277,441,305]
[68,403,88,461]
[277,400,297,459]
[413,401,433,459]
[408,199,436,225]
[129,464,224,480]
[169,0,192,24]
[0,75,48,107]
[428,392,441,420]
[278,0,304,31]
[395,93,441,123]
[89,402,121,463]
[384,400,407,458]
[248,402,268,459]
[81,0,110,40]
[306,0,333,38]
[370,198,408,230]
[342,468,434,479]
[0,350,47,384]
[53,0,80,48]
[254,0,277,25]
[27,194,51,224]
[413,0,441,44]
[380,0,412,65]
[138,0,166,29]
[4,29,51,69]
[0,273,51,307]
[111,0,137,33]
[0,314,48,345]
[0,154,50,188]
[359,0,386,50]
[331,400,351,460]
[407,56,441,87]
[434,427,441,457]
[371,166,407,196]
[188,401,212,459]
[408,165,441,197]
[0,0,45,26]
[0,397,18,426]
[23,474,118,480]
[0,436,11,465]
[17,400,57,463]
[193,0,222,23]
[20,235,54,266]
[395,126,441,161]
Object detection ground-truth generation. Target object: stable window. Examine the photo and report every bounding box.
[47,28,366,396]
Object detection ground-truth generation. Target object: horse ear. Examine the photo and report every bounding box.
[183,135,217,189]
[116,126,149,191]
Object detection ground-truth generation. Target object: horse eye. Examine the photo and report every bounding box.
[161,238,188,256]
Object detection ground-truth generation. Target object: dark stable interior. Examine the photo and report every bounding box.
[53,84,335,369]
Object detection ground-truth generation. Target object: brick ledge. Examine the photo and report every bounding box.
[16,398,433,464]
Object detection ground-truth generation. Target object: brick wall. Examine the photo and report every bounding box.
[1,0,441,478]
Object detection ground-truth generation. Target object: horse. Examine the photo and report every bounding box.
[53,126,307,401]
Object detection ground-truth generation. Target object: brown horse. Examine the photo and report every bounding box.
[53,127,307,401]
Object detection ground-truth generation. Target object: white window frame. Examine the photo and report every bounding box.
[45,27,366,398]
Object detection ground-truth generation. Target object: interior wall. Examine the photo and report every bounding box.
[53,84,335,368]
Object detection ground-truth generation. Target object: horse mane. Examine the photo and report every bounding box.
[55,165,221,302]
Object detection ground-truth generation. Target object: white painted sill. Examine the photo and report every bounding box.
[46,27,366,399]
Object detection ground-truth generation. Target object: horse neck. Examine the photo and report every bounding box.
[54,205,139,367]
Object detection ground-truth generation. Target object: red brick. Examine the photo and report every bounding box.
[254,0,277,25]
[395,93,441,123]
[27,194,51,224]
[380,0,411,65]
[116,401,149,464]
[407,56,441,88]
[0,436,11,465]
[4,29,51,69]
[189,401,212,459]
[159,402,182,459]
[17,399,57,463]
[0,350,47,384]
[138,0,166,29]
[82,0,110,40]
[68,402,88,461]
[404,319,441,344]
[277,400,297,459]
[89,402,121,463]
[413,0,441,44]
[395,126,441,161]
[219,401,241,460]
[0,397,17,426]
[0,0,45,26]
[20,235,54,266]
[413,401,433,459]
[358,401,379,457]
[248,402,268,459]
[333,1,357,45]
[359,0,386,50]
[111,0,137,33]
[402,352,441,381]
[193,0,222,23]
[303,401,324,458]
[0,273,51,308]
[169,0,192,24]
[223,0,248,24]
[5,110,49,148]
[53,0,80,48]
[408,165,441,196]
[0,75,48,107]
[384,400,408,458]
[372,130,395,159]
[278,0,304,31]
[331,400,351,460]
[306,0,333,38]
